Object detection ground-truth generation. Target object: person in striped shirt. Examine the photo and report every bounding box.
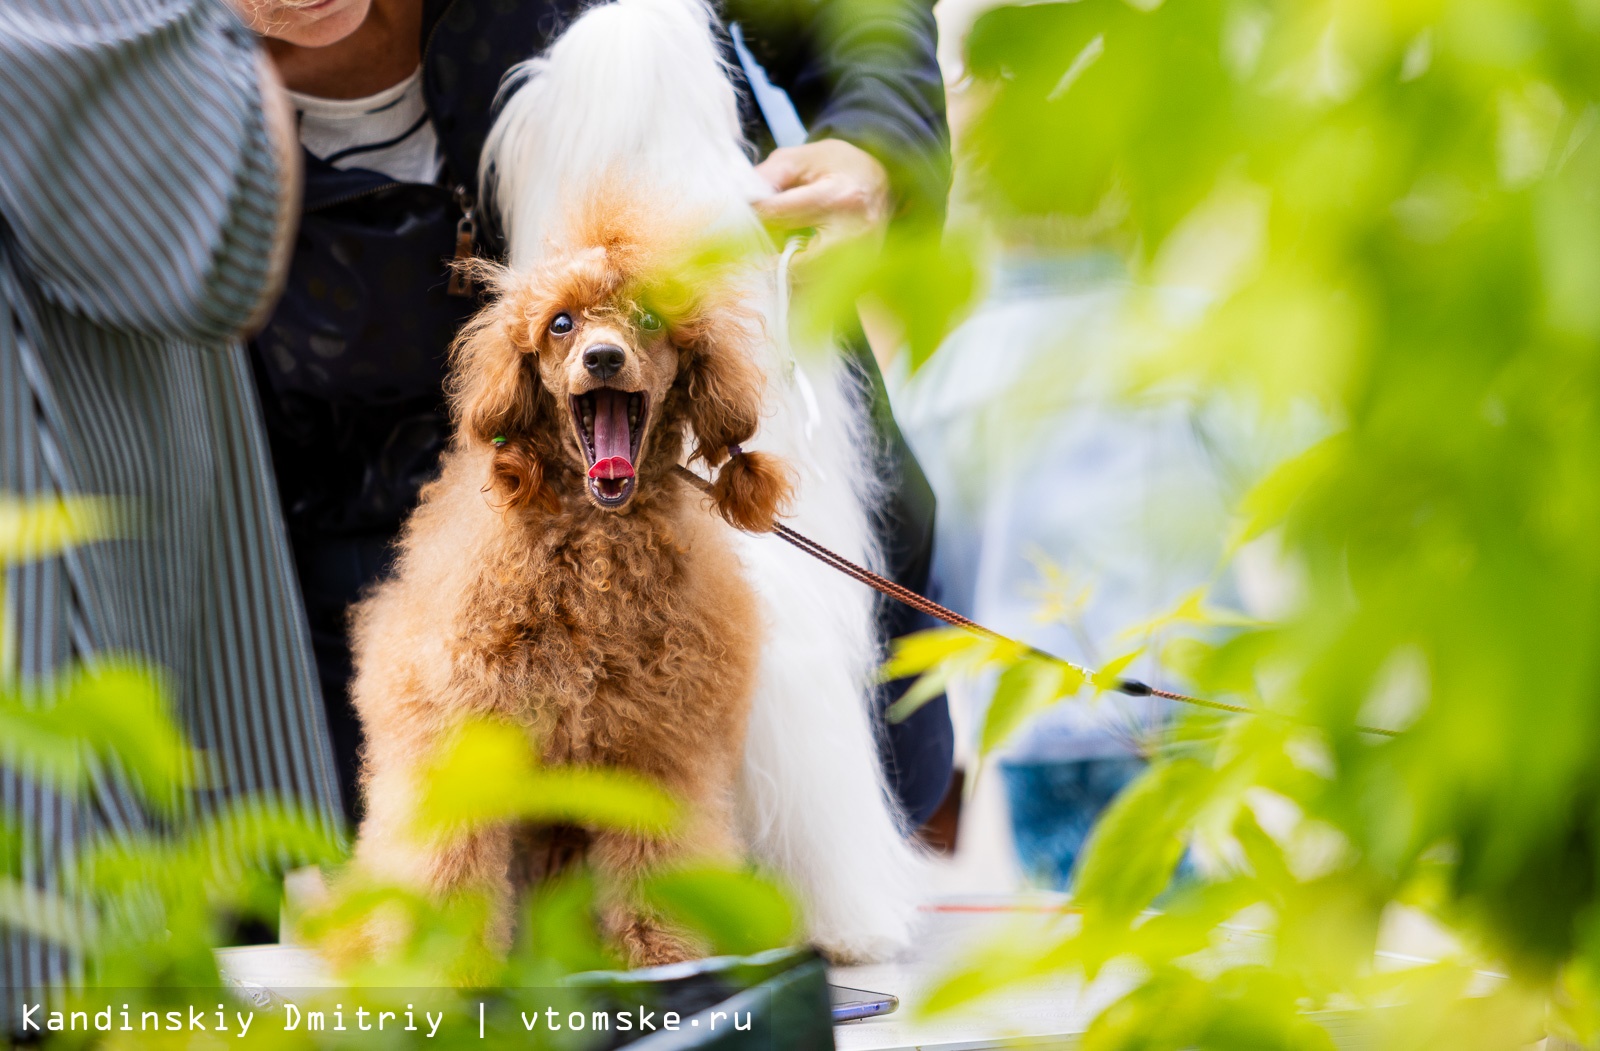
[0,0,343,1014]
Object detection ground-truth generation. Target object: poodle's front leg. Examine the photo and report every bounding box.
[589,794,742,967]
[589,829,699,966]
[355,743,518,954]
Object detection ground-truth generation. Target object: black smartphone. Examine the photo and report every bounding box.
[829,983,899,1022]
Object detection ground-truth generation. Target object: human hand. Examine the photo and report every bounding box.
[753,139,891,256]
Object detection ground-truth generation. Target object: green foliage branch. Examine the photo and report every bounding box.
[867,0,1600,1045]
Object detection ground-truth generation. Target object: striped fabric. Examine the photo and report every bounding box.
[0,0,343,1008]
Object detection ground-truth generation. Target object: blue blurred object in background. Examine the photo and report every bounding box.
[1000,755,1146,889]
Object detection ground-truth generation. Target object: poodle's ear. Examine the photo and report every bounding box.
[709,446,792,532]
[449,267,540,439]
[681,316,792,532]
[447,273,559,512]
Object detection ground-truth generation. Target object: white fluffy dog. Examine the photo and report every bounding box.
[478,0,926,962]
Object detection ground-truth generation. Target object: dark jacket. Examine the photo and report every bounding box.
[251,0,953,826]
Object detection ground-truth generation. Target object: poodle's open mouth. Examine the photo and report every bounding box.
[571,389,647,508]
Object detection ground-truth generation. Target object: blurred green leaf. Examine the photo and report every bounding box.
[881,626,993,680]
[883,626,1028,723]
[0,877,88,950]
[638,864,801,957]
[919,915,1081,1018]
[514,873,617,977]
[1120,877,1264,965]
[1074,759,1214,934]
[1082,965,1341,1051]
[1089,649,1143,694]
[1229,438,1343,551]
[0,495,117,565]
[418,718,680,836]
[0,661,191,806]
[886,661,953,722]
[867,226,980,369]
[63,662,194,800]
[979,657,1079,754]
[300,880,504,987]
[1116,590,1260,649]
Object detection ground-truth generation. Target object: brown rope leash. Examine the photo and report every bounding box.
[675,465,1400,739]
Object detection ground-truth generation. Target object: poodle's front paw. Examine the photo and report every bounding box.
[614,917,701,968]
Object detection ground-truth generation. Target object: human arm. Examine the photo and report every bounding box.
[738,0,950,239]
[0,0,296,341]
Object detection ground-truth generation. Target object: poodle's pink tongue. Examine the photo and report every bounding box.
[589,456,634,480]
[587,389,635,480]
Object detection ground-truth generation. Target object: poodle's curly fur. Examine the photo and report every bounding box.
[348,194,792,966]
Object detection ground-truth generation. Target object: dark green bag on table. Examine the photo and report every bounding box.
[564,947,835,1051]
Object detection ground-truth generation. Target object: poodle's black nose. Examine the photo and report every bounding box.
[583,344,625,380]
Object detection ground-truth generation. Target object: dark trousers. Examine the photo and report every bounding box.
[292,533,395,828]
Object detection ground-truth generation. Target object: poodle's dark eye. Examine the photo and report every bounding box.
[549,312,574,336]
[636,310,662,332]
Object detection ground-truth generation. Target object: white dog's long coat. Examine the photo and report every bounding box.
[479,0,926,961]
